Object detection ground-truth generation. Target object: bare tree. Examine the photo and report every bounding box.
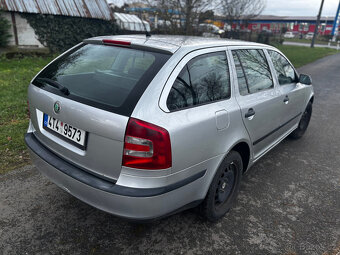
[181,0,212,34]
[144,0,214,35]
[148,0,183,34]
[220,0,265,28]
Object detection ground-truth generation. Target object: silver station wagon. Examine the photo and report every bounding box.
[25,35,314,221]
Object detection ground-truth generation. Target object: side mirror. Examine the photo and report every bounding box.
[299,74,312,85]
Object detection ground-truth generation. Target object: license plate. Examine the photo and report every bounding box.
[43,114,86,148]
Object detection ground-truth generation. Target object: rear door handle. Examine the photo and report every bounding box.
[245,108,255,119]
[283,95,289,104]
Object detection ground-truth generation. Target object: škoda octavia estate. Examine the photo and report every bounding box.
[25,35,314,221]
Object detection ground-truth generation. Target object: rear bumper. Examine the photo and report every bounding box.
[25,133,207,220]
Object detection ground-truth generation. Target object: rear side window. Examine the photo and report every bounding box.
[268,50,297,85]
[33,44,170,116]
[232,49,273,95]
[167,52,231,111]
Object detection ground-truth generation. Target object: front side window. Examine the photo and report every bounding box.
[167,52,231,111]
[268,50,297,85]
[232,49,273,95]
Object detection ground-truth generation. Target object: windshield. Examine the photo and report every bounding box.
[33,44,170,116]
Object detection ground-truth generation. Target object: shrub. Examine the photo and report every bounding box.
[320,34,334,42]
[0,13,11,47]
[22,13,119,53]
[257,31,270,44]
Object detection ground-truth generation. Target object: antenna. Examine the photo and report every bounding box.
[139,12,151,38]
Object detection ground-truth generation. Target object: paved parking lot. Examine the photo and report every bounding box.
[1,53,339,255]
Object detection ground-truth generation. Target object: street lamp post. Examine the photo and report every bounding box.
[311,0,325,48]
[331,1,340,41]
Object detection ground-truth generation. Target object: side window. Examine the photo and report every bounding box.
[167,52,231,111]
[232,49,273,95]
[268,50,297,85]
[232,51,248,96]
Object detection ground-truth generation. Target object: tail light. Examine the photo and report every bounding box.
[123,118,172,170]
[102,39,131,46]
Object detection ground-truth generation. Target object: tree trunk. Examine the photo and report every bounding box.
[185,0,193,35]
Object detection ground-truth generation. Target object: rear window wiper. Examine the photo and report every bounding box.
[36,77,70,96]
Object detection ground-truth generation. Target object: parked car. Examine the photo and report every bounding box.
[157,20,171,28]
[25,35,314,222]
[261,27,272,33]
[283,31,295,38]
[305,32,314,39]
[199,23,225,37]
[223,23,232,31]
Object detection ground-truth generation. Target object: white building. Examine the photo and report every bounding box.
[114,12,150,32]
[0,0,112,48]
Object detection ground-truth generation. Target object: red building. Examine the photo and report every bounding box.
[230,15,337,35]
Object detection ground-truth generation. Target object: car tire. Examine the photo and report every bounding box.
[289,101,312,139]
[200,151,243,222]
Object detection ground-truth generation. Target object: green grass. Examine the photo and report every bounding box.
[0,45,339,174]
[275,45,338,68]
[284,38,337,46]
[0,56,54,174]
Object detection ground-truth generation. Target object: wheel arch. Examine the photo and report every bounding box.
[230,141,251,173]
[214,140,252,175]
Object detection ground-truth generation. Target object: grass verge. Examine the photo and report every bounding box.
[275,45,339,68]
[0,56,53,174]
[0,45,339,174]
[283,38,337,46]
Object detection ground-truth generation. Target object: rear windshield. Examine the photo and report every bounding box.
[33,43,170,116]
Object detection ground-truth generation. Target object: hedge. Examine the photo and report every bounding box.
[0,13,11,47]
[22,13,119,53]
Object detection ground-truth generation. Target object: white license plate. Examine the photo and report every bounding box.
[43,114,86,147]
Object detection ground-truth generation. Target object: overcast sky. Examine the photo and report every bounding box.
[108,0,340,17]
[262,0,339,16]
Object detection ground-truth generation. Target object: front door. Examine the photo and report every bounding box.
[267,50,307,134]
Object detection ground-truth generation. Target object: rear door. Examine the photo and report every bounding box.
[28,43,170,181]
[229,47,283,158]
[158,47,242,173]
[267,50,306,135]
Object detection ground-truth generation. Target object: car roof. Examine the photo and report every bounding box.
[84,34,270,54]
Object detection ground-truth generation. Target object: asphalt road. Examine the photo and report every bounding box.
[1,53,340,255]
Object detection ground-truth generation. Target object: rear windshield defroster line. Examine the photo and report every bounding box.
[32,43,171,116]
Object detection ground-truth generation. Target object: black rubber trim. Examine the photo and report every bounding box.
[124,200,204,223]
[25,133,206,197]
[253,112,302,146]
